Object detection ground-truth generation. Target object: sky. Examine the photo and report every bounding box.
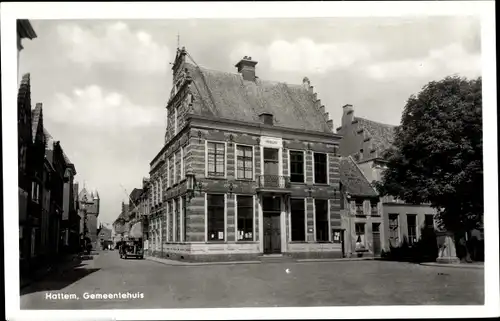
[18,17,481,225]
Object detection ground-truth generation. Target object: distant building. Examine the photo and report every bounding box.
[147,48,341,262]
[78,187,100,249]
[336,104,437,252]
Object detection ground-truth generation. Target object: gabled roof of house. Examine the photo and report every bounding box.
[184,62,332,133]
[354,117,396,158]
[340,156,378,197]
[129,188,143,203]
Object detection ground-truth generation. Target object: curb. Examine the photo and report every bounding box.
[297,257,375,263]
[420,262,484,270]
[146,257,262,266]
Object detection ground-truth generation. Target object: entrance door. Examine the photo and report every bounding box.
[263,196,281,254]
[372,223,381,256]
[263,148,280,187]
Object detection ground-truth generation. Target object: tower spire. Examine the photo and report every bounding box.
[177,32,180,49]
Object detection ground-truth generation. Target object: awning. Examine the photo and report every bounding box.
[129,222,143,238]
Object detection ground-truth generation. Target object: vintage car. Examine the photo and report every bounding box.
[119,239,144,259]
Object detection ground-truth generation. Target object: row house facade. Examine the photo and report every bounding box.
[339,156,383,257]
[336,104,438,253]
[147,48,343,262]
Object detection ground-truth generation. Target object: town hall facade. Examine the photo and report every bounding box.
[147,48,343,262]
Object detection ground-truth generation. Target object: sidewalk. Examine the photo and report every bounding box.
[147,255,376,266]
[20,253,83,289]
[146,256,262,266]
[420,262,484,269]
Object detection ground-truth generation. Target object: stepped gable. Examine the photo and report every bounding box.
[355,117,396,157]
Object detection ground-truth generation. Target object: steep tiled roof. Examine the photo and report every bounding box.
[355,117,395,157]
[31,103,43,143]
[340,156,378,197]
[184,62,332,133]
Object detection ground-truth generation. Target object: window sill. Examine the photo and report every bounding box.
[235,241,257,244]
[290,181,307,185]
[289,241,308,244]
[235,178,254,183]
[313,183,329,186]
[206,176,227,180]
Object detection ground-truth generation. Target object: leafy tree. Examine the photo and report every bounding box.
[375,76,483,235]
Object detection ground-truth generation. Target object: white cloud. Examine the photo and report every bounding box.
[230,38,379,74]
[57,22,171,73]
[366,43,481,80]
[47,86,164,129]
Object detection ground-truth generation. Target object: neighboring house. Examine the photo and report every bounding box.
[339,156,383,257]
[148,48,341,262]
[17,19,37,276]
[336,104,437,251]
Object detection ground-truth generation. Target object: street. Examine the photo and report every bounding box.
[20,251,484,309]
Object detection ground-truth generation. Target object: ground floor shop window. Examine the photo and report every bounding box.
[207,194,225,241]
[236,195,253,241]
[407,214,417,245]
[315,199,329,242]
[389,214,399,246]
[355,223,366,251]
[290,198,305,241]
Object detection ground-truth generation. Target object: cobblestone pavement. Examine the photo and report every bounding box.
[20,250,484,309]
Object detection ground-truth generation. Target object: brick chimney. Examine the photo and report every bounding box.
[235,56,258,81]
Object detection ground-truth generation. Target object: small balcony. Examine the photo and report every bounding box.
[256,175,291,193]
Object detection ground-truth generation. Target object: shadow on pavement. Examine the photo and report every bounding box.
[20,263,100,296]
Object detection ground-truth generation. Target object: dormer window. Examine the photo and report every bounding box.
[259,113,274,125]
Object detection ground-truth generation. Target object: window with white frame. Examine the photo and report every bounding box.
[167,158,170,188]
[315,199,329,242]
[174,106,179,135]
[159,177,162,203]
[175,198,181,242]
[207,142,225,177]
[236,145,253,180]
[313,153,328,184]
[169,156,175,186]
[290,198,306,241]
[236,195,253,241]
[175,150,181,183]
[207,194,225,241]
[182,145,187,179]
[289,150,305,183]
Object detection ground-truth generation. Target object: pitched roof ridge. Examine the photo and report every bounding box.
[355,116,396,129]
[185,61,308,89]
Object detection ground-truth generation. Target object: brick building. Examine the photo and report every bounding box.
[147,48,342,262]
[336,104,437,253]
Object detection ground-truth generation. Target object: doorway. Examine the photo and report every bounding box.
[262,196,281,254]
